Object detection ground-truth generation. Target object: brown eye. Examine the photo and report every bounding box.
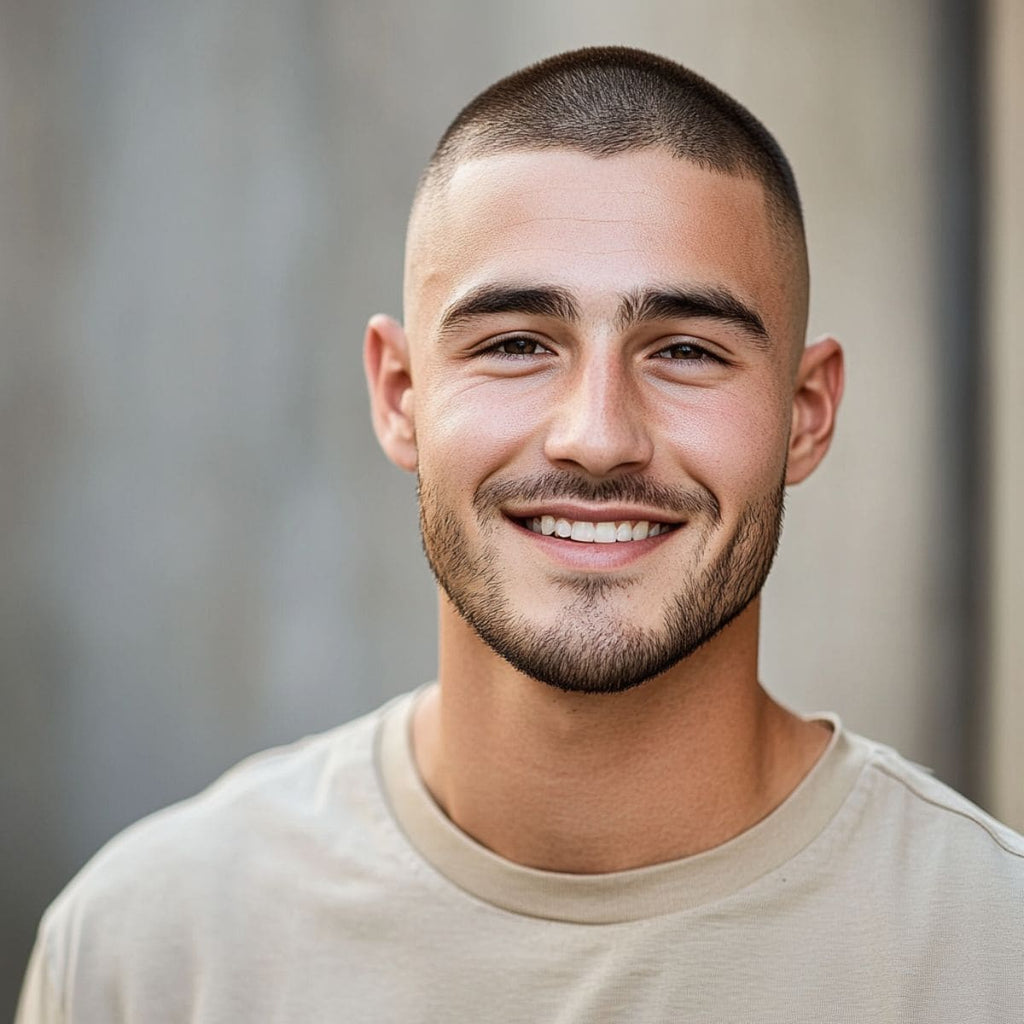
[660,343,704,360]
[493,337,547,356]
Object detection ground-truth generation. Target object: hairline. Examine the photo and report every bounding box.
[417,137,802,242]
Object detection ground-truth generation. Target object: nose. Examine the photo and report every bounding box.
[542,355,654,476]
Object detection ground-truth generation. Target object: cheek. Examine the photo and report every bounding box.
[415,379,539,483]
[659,387,790,495]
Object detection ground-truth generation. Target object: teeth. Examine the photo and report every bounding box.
[523,517,673,543]
[570,521,596,542]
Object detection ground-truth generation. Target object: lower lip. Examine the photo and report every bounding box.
[507,517,679,570]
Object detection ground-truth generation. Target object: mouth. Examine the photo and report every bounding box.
[515,515,680,544]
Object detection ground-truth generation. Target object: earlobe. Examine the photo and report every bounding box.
[364,314,418,472]
[786,335,844,486]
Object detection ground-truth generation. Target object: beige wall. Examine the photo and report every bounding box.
[1,0,1008,1011]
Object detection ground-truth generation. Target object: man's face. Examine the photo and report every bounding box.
[401,148,803,694]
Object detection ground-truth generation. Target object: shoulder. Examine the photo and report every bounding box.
[32,695,412,992]
[817,730,1024,1011]
[841,728,1024,898]
[856,731,1023,850]
[68,699,383,889]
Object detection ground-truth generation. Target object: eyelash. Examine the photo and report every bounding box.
[652,342,724,364]
[480,337,726,366]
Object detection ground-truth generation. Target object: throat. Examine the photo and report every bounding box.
[413,673,818,874]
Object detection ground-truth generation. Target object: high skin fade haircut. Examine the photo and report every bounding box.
[417,46,804,239]
[411,46,810,339]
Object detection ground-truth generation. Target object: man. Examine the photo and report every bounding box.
[18,46,1023,1022]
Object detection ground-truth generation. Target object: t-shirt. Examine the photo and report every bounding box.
[16,687,1024,1023]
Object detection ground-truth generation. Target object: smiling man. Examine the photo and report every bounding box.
[18,47,1023,1023]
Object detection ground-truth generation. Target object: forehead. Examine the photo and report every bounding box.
[405,149,793,340]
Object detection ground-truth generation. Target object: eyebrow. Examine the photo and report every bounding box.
[436,281,769,348]
[616,286,770,347]
[437,285,580,338]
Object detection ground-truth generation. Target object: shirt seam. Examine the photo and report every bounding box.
[870,759,1024,859]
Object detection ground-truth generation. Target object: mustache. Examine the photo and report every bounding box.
[473,471,721,523]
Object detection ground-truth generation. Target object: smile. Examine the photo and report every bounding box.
[521,516,677,543]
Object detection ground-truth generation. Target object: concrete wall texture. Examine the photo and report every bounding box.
[3,0,1016,1014]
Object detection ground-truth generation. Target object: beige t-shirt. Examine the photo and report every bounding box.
[17,687,1024,1022]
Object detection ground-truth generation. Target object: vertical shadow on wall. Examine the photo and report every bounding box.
[932,0,986,802]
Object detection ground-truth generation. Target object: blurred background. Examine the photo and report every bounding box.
[2,0,1021,1013]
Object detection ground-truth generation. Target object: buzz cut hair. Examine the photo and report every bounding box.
[416,46,804,243]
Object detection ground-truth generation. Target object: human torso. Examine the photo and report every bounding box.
[19,689,1024,1023]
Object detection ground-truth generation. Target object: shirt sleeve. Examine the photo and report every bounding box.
[14,933,64,1024]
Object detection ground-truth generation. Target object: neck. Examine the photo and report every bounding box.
[413,596,831,874]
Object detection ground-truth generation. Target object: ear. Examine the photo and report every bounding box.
[786,335,844,485]
[364,314,417,472]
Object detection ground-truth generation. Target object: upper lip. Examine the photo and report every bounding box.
[502,503,682,524]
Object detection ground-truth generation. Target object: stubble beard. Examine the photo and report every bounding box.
[418,472,786,695]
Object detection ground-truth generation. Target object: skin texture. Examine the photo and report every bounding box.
[365,148,844,872]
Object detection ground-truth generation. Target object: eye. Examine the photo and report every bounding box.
[653,341,718,362]
[486,336,550,358]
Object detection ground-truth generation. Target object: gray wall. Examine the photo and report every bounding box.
[1,0,986,1011]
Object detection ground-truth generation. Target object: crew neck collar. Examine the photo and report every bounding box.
[376,685,867,924]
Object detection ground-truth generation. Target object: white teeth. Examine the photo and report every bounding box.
[570,521,596,542]
[523,516,674,543]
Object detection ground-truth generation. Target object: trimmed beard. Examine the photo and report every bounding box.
[418,471,785,695]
